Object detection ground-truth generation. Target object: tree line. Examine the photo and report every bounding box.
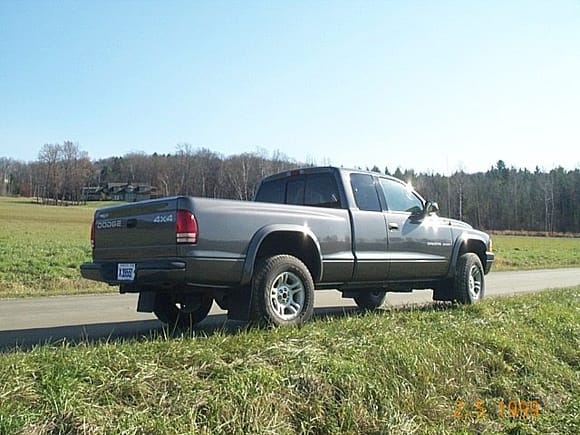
[1,143,579,233]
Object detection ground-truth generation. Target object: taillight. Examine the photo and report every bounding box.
[176,210,198,244]
[90,219,96,249]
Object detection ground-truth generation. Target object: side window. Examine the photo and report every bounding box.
[305,174,341,208]
[379,178,423,213]
[350,174,381,211]
[286,179,305,205]
[254,180,285,203]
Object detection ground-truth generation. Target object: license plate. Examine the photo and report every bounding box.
[117,263,136,281]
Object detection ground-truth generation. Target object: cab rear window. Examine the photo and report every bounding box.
[255,180,284,203]
[255,173,342,208]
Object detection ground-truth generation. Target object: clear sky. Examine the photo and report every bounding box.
[1,0,579,174]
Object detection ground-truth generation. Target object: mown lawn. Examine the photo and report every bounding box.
[0,288,578,434]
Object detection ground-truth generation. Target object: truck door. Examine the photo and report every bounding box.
[349,173,390,281]
[378,178,453,280]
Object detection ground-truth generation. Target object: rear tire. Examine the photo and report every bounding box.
[354,290,387,310]
[154,291,213,329]
[454,253,485,304]
[251,255,315,327]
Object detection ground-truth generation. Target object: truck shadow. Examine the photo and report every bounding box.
[0,302,452,353]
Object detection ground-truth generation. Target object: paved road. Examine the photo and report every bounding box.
[1,268,579,350]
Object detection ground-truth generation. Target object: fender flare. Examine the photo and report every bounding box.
[241,224,323,285]
[447,231,488,279]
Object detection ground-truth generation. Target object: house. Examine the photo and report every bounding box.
[82,183,159,201]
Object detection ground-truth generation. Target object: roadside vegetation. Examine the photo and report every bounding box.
[1,196,579,298]
[0,288,578,434]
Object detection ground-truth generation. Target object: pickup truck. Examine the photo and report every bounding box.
[81,166,494,328]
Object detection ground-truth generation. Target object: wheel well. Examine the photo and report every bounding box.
[255,231,321,282]
[459,239,486,267]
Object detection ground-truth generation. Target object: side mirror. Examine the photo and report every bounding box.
[425,201,439,215]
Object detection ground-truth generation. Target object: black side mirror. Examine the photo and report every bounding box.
[425,201,440,215]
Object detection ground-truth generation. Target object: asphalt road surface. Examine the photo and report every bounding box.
[1,268,579,350]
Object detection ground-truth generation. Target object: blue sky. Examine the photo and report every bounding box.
[1,0,579,174]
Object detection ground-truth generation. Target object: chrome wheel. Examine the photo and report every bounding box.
[468,264,483,300]
[269,271,305,321]
[251,254,315,326]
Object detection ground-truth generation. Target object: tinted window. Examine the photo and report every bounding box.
[305,174,341,208]
[379,178,423,213]
[350,174,381,211]
[256,172,342,208]
[255,180,285,203]
[286,179,305,205]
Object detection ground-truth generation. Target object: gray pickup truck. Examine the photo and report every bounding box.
[81,166,494,327]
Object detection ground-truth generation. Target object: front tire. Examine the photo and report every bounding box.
[454,253,485,304]
[251,255,315,327]
[354,290,387,311]
[154,291,213,329]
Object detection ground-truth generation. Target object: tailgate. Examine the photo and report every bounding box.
[93,197,182,260]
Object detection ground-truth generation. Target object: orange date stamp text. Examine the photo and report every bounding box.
[454,399,541,419]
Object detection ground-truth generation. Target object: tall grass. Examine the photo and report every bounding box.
[0,288,578,434]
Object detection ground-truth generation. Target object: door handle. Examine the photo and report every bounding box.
[388,223,399,231]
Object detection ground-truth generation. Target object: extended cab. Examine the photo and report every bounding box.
[81,167,494,327]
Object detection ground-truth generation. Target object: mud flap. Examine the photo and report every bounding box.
[136,291,156,313]
[226,286,253,321]
[432,281,454,302]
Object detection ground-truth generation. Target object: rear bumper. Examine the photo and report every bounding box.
[80,260,186,288]
[484,251,495,274]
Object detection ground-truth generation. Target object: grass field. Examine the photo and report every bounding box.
[1,196,579,298]
[0,288,578,434]
[492,234,580,270]
[0,197,109,297]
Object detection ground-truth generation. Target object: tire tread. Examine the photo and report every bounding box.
[250,255,315,326]
[453,253,484,304]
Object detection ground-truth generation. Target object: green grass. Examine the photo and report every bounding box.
[0,288,578,434]
[0,197,109,297]
[492,235,580,270]
[1,196,579,298]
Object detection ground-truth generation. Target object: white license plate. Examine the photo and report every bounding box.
[117,263,136,281]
